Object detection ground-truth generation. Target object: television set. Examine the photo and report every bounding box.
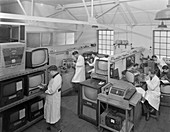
[0,104,27,132]
[95,59,108,76]
[78,79,105,125]
[25,70,45,96]
[28,97,44,121]
[26,47,49,68]
[126,54,135,69]
[0,77,24,107]
[0,42,26,76]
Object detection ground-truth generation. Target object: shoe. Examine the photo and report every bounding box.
[145,113,150,121]
[58,130,62,132]
[47,126,51,131]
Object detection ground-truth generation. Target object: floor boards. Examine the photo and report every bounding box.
[23,92,170,132]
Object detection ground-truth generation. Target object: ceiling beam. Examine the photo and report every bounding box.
[96,3,119,19]
[17,0,27,15]
[0,12,90,25]
[82,0,90,18]
[62,0,141,9]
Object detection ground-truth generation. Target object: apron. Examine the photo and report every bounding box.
[44,73,62,124]
[145,75,160,111]
[72,55,85,83]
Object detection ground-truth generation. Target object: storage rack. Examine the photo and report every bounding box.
[0,66,48,132]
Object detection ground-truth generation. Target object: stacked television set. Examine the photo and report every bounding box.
[0,45,49,132]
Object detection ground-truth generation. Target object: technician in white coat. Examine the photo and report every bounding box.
[44,65,62,131]
[72,51,85,92]
[142,70,160,121]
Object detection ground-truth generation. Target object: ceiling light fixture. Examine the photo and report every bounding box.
[158,21,167,28]
[155,0,170,20]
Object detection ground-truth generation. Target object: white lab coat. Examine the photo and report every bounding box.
[156,59,167,72]
[88,56,99,73]
[44,73,62,124]
[145,75,160,111]
[72,55,85,83]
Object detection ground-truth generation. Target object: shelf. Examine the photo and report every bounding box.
[99,120,133,132]
[14,115,44,132]
[0,66,48,81]
[0,91,44,112]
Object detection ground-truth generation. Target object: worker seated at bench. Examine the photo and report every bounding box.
[136,70,160,121]
[160,65,170,94]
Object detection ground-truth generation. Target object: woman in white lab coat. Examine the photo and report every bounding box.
[44,65,62,131]
[72,51,85,92]
[142,70,160,121]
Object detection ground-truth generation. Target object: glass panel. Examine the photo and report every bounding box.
[103,35,107,39]
[167,50,170,56]
[99,45,102,49]
[99,30,102,34]
[168,31,170,36]
[107,31,111,35]
[160,55,166,59]
[66,32,74,45]
[107,40,111,44]
[111,31,114,35]
[160,44,166,49]
[99,40,102,44]
[160,49,166,55]
[107,51,110,55]
[103,40,107,44]
[154,37,160,42]
[103,31,106,34]
[154,49,159,54]
[167,37,170,43]
[107,45,110,50]
[161,31,166,36]
[99,35,102,39]
[160,37,167,43]
[154,43,159,48]
[107,35,110,40]
[111,51,114,55]
[167,44,170,49]
[154,31,160,36]
[98,49,102,54]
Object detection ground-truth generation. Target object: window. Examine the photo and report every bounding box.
[26,32,75,48]
[153,30,170,59]
[97,29,114,55]
[53,32,74,45]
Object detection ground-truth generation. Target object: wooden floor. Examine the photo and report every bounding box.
[23,91,170,132]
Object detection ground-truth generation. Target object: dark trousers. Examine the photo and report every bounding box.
[72,83,81,92]
[142,100,155,115]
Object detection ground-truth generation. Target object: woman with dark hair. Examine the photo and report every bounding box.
[71,51,85,92]
[44,65,62,131]
[142,70,160,121]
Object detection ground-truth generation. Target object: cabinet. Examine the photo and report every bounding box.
[0,66,47,132]
[98,93,142,132]
[78,79,106,125]
[0,25,25,43]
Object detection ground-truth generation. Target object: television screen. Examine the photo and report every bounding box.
[25,70,45,96]
[26,48,49,68]
[29,73,44,90]
[0,77,24,107]
[82,86,98,103]
[95,59,108,76]
[31,100,43,112]
[126,54,135,69]
[10,111,19,123]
